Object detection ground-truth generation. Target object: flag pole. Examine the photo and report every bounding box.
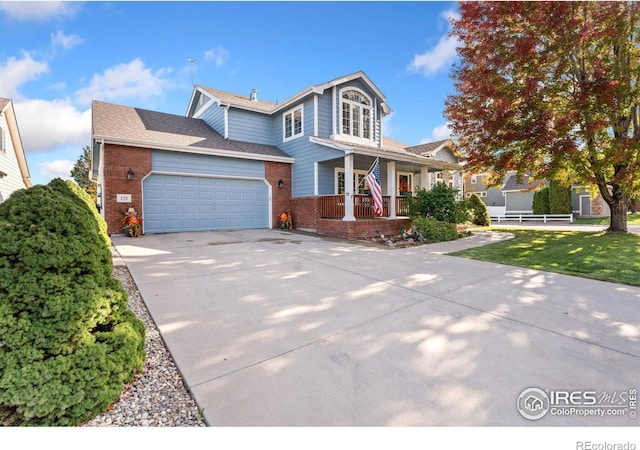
[357,156,380,191]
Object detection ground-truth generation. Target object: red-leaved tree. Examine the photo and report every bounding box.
[445,1,640,232]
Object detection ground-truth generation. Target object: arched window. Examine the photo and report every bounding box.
[341,89,372,140]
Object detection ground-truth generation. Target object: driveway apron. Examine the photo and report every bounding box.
[112,229,640,426]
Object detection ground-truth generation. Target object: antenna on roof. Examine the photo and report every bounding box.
[187,57,196,86]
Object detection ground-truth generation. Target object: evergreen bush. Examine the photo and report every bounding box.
[0,180,145,426]
[549,180,572,214]
[468,194,491,226]
[532,187,551,214]
[408,183,467,224]
[412,217,458,243]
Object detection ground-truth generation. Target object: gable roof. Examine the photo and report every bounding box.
[189,71,392,117]
[0,98,31,188]
[92,100,293,163]
[310,135,461,170]
[406,139,454,157]
[197,86,277,114]
[502,173,543,192]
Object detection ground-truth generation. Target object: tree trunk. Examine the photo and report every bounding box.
[607,198,628,232]
[595,179,629,232]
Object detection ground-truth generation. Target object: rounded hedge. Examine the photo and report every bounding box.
[0,179,145,426]
[412,217,458,243]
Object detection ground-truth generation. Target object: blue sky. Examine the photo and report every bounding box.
[0,1,460,186]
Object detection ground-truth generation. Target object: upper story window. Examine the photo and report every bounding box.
[340,89,372,141]
[283,105,303,142]
[0,128,5,154]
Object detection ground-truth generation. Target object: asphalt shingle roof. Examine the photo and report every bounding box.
[502,173,543,191]
[0,98,10,111]
[197,86,277,113]
[92,100,290,159]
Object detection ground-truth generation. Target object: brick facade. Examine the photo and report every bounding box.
[317,217,411,239]
[289,196,411,239]
[265,161,292,228]
[103,144,152,235]
[290,196,321,231]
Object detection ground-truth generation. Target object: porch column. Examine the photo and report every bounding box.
[387,160,397,219]
[343,153,356,221]
[420,167,428,190]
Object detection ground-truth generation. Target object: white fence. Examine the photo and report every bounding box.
[490,214,574,223]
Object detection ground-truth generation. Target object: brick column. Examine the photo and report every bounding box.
[103,144,152,235]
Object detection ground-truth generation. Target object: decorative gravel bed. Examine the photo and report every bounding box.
[81,265,207,427]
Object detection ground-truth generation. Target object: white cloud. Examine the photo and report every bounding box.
[51,30,84,52]
[204,46,230,68]
[14,99,91,153]
[74,58,172,105]
[0,2,81,21]
[382,112,394,137]
[431,122,452,141]
[0,53,49,99]
[37,159,75,180]
[407,8,460,77]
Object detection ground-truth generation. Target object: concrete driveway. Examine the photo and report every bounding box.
[112,229,640,426]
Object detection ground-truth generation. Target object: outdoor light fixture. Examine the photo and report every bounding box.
[127,168,134,180]
[278,179,285,188]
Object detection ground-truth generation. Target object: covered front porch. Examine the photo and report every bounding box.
[289,149,463,239]
[319,194,413,219]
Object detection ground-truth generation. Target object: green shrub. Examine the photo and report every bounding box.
[60,179,109,247]
[0,180,145,426]
[412,217,458,243]
[468,194,490,226]
[408,183,467,224]
[549,180,572,214]
[532,187,550,214]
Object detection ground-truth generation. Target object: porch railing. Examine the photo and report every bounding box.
[319,195,413,219]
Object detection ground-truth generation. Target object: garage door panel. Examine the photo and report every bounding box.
[143,174,268,233]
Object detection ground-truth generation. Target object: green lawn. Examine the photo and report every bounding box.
[450,230,640,286]
[573,212,640,226]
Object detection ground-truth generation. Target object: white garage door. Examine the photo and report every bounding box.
[143,174,269,233]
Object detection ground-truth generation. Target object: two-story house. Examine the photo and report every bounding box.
[91,71,463,238]
[0,98,32,202]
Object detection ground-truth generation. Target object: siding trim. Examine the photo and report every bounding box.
[94,136,295,164]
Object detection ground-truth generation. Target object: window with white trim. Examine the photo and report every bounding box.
[0,128,5,153]
[340,89,372,141]
[283,105,303,142]
[335,168,369,195]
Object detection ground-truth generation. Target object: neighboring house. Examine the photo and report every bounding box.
[465,172,610,217]
[92,71,463,238]
[0,98,32,202]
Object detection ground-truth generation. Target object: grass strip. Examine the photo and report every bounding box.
[450,229,640,286]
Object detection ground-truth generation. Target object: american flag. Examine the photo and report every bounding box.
[365,157,383,216]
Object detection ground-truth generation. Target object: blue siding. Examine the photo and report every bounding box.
[332,80,384,146]
[199,103,225,136]
[433,148,459,164]
[228,109,273,145]
[152,150,265,178]
[276,99,343,197]
[316,93,332,138]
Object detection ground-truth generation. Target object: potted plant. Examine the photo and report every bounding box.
[122,207,143,237]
